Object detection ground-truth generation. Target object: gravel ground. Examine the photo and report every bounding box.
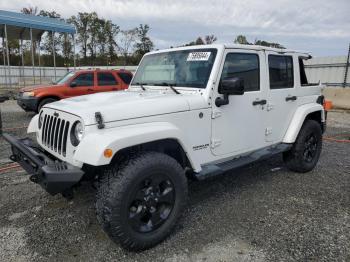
[0,100,349,262]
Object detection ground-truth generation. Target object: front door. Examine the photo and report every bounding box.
[65,72,95,98]
[211,50,268,156]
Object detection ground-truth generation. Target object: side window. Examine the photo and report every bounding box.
[220,53,260,92]
[268,55,294,89]
[118,72,133,84]
[97,72,118,86]
[73,73,94,87]
[299,58,308,86]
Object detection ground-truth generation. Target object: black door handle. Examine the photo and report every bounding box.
[286,96,297,101]
[252,99,267,106]
[87,88,94,91]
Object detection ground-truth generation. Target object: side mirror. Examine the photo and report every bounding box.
[219,77,244,95]
[70,81,77,88]
[216,77,244,107]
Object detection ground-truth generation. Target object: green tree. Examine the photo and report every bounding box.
[135,24,154,57]
[104,20,119,64]
[234,35,251,45]
[69,12,91,62]
[233,35,285,49]
[254,39,285,49]
[38,10,62,56]
[87,12,100,64]
[184,37,204,46]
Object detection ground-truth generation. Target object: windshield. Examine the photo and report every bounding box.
[131,48,217,88]
[55,71,75,85]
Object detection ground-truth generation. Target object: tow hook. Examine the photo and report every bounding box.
[9,155,18,162]
[29,174,40,183]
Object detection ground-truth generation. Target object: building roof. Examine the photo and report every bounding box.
[0,10,75,40]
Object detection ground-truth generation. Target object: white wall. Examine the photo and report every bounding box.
[0,65,137,87]
[304,56,349,87]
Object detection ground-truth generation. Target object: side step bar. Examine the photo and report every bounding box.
[195,144,292,180]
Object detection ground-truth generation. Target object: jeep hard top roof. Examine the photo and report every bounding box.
[149,44,311,58]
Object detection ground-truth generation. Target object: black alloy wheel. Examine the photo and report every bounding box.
[128,173,175,233]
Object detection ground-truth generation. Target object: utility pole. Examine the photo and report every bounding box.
[344,43,350,88]
[0,96,9,135]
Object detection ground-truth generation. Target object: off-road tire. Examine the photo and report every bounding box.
[283,120,322,173]
[95,151,188,251]
[37,97,57,112]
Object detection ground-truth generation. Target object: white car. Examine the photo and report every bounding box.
[4,44,326,251]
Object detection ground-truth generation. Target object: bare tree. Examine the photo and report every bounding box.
[21,6,38,15]
[204,35,217,44]
[119,28,138,65]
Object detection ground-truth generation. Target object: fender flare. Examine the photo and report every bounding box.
[74,122,201,171]
[283,103,325,143]
[27,114,39,133]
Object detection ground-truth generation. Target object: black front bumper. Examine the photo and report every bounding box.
[2,133,84,195]
[16,95,39,112]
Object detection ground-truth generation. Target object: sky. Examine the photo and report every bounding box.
[1,0,349,57]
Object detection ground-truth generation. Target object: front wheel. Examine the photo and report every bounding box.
[95,152,188,251]
[283,120,322,173]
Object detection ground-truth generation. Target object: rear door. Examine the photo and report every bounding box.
[265,53,298,143]
[95,71,120,93]
[65,72,95,97]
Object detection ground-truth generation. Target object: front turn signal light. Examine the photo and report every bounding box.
[104,149,113,158]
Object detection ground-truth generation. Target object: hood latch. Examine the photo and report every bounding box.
[95,112,105,129]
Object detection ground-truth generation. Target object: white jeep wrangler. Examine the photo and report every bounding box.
[4,44,326,251]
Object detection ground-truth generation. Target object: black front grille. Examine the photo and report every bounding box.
[41,114,70,156]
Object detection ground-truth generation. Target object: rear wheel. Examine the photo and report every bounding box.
[37,97,58,112]
[283,120,322,173]
[95,152,188,251]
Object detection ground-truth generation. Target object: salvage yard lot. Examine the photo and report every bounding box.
[0,100,349,262]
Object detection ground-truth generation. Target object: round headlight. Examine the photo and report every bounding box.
[38,111,44,129]
[71,121,84,146]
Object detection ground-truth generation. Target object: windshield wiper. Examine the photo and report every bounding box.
[133,82,146,91]
[158,82,180,95]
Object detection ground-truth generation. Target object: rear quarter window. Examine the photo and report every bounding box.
[97,72,118,86]
[118,72,133,84]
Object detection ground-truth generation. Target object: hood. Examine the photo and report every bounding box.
[21,84,62,92]
[46,90,208,125]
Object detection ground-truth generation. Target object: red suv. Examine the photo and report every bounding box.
[17,69,133,113]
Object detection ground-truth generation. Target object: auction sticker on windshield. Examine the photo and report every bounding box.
[187,52,211,61]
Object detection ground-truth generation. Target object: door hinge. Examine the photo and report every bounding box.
[265,127,272,136]
[211,109,222,119]
[211,139,222,149]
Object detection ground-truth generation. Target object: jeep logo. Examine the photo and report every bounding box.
[53,112,59,117]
